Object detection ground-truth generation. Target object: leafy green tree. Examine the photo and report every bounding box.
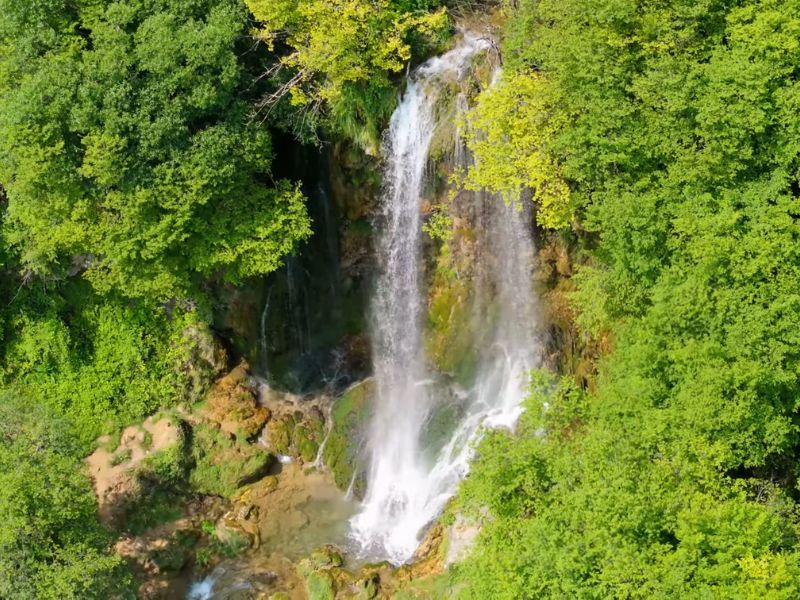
[0,393,131,599]
[462,71,572,228]
[245,0,449,150]
[0,0,311,301]
[455,0,800,595]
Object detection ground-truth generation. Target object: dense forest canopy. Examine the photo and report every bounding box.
[2,0,800,596]
[0,0,448,595]
[455,0,800,597]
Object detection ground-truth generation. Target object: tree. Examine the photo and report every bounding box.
[0,0,311,301]
[245,0,449,150]
[0,393,131,599]
[455,0,800,595]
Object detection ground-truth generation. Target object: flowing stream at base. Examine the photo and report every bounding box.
[349,33,542,563]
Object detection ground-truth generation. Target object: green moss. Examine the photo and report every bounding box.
[425,255,478,384]
[322,380,373,494]
[267,416,293,455]
[189,423,273,497]
[266,409,326,462]
[349,218,373,237]
[305,570,336,600]
[309,546,344,569]
[297,431,319,463]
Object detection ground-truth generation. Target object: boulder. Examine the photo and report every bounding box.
[305,570,336,600]
[171,323,227,406]
[189,422,274,498]
[261,395,326,464]
[201,361,270,440]
[322,380,373,497]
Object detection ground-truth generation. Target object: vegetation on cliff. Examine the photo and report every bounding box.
[0,0,455,595]
[3,0,800,596]
[453,0,800,596]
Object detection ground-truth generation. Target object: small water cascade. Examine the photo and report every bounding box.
[349,35,542,563]
[256,172,349,391]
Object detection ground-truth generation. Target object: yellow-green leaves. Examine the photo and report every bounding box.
[245,0,448,148]
[462,71,572,229]
[248,0,446,105]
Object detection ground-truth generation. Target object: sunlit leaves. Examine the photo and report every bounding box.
[0,0,311,300]
[462,71,572,229]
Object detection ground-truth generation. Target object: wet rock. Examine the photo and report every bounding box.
[202,361,270,440]
[305,569,336,600]
[322,380,373,497]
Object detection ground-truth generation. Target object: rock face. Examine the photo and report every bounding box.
[259,387,328,464]
[322,379,374,498]
[201,361,270,440]
[172,323,228,405]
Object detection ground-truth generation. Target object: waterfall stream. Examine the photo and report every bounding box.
[350,34,542,563]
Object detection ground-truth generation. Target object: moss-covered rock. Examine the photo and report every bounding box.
[424,261,478,384]
[305,569,336,600]
[309,545,344,569]
[201,362,270,440]
[171,322,227,406]
[264,404,326,463]
[213,517,254,554]
[322,380,373,497]
[189,423,274,498]
[149,534,194,573]
[354,574,380,600]
[265,414,294,455]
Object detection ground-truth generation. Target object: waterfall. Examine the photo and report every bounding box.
[350,33,542,563]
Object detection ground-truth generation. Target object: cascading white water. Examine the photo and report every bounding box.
[350,34,542,563]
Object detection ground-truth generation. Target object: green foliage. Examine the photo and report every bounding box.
[454,372,800,598]
[454,0,800,595]
[245,0,449,150]
[463,72,572,229]
[0,285,216,446]
[0,0,311,300]
[0,393,131,599]
[189,423,273,497]
[122,431,190,534]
